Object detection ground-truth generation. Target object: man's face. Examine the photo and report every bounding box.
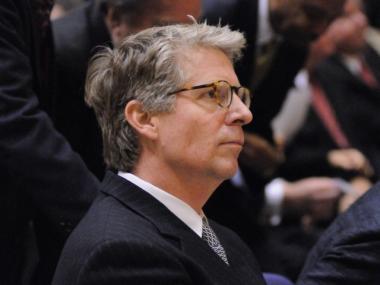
[271,0,346,45]
[153,47,252,184]
[110,0,201,47]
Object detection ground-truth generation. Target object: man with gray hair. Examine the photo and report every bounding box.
[52,22,266,284]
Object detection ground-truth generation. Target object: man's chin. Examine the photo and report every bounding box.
[219,162,239,181]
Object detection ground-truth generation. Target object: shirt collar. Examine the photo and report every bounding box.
[341,55,362,76]
[118,171,203,237]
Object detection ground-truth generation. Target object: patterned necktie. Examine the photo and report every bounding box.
[202,217,229,265]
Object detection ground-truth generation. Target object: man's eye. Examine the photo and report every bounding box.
[204,89,216,98]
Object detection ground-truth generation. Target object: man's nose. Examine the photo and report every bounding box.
[226,94,253,126]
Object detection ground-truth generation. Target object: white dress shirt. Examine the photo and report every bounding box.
[341,54,363,76]
[118,172,203,237]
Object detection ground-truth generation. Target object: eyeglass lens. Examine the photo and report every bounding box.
[216,81,250,108]
[216,82,230,107]
[237,87,251,108]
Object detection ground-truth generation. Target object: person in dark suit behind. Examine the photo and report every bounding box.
[297,182,380,284]
[52,22,267,284]
[0,0,99,284]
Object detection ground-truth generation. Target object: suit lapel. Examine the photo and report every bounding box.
[100,171,245,283]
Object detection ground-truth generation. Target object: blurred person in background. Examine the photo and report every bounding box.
[257,0,378,280]
[295,10,380,271]
[280,0,379,205]
[203,0,346,142]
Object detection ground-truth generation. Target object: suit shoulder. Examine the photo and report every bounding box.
[298,184,380,284]
[309,183,380,252]
[72,192,163,244]
[53,193,184,284]
[54,234,190,285]
[337,183,380,236]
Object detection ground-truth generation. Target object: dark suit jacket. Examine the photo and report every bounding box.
[53,172,266,285]
[52,0,111,179]
[297,182,380,285]
[281,46,380,181]
[0,0,99,283]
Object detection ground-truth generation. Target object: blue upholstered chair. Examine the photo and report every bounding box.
[263,273,294,285]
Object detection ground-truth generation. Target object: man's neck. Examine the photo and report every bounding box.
[132,159,219,214]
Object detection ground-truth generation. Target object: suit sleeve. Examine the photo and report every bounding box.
[77,241,192,285]
[0,0,98,231]
[297,186,380,284]
[297,232,380,285]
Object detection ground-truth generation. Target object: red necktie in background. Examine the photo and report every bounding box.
[311,83,351,149]
[360,59,379,88]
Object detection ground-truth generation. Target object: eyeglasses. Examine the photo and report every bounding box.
[168,80,251,109]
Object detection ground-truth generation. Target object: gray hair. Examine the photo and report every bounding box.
[85,22,246,172]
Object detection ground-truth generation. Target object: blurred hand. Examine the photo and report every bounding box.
[283,177,342,222]
[306,31,338,72]
[338,176,372,212]
[327,148,374,177]
[239,133,284,177]
[306,7,368,72]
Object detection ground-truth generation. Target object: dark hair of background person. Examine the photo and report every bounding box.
[364,0,380,28]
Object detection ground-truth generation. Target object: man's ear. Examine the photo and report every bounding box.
[124,100,158,140]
